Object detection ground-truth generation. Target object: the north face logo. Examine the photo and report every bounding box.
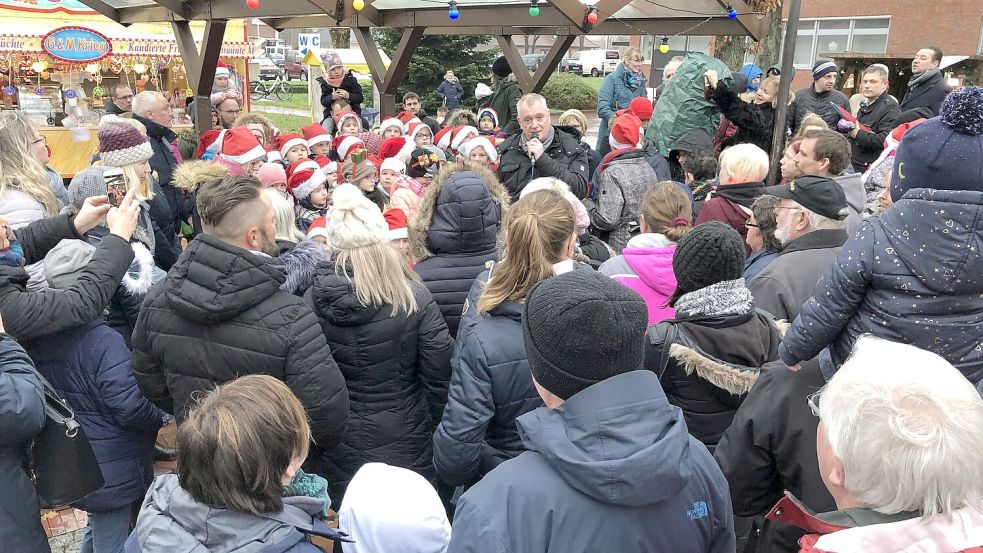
[687,501,708,520]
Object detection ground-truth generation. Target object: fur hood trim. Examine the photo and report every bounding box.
[279,240,329,296]
[408,160,510,261]
[668,343,760,396]
[122,242,165,295]
[172,160,230,192]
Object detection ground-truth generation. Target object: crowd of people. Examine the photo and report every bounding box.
[1,44,981,553]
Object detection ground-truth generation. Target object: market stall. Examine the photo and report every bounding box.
[0,0,252,177]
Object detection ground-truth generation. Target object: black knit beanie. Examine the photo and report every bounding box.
[671,221,746,300]
[492,56,512,79]
[522,270,649,400]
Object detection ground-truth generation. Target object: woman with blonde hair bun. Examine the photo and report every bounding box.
[600,181,692,324]
[433,190,582,487]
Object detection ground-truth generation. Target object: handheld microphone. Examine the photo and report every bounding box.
[528,132,539,161]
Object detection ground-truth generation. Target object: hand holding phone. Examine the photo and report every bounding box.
[104,168,126,207]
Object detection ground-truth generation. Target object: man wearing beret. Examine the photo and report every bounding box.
[447,270,735,553]
[748,175,850,322]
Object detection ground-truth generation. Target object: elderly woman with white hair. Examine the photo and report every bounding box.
[766,335,983,552]
[695,143,769,255]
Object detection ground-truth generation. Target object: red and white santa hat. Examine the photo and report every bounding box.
[383,208,409,241]
[265,144,282,163]
[336,112,363,134]
[378,117,405,137]
[302,123,332,148]
[197,128,227,159]
[220,126,266,165]
[450,125,478,153]
[306,216,329,241]
[215,60,230,77]
[323,160,338,182]
[287,158,327,200]
[378,136,407,160]
[276,132,308,158]
[609,113,643,151]
[380,157,406,175]
[406,122,430,142]
[462,135,498,163]
[433,126,455,151]
[396,111,422,132]
[333,135,365,162]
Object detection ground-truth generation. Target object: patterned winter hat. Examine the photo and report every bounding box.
[287,158,326,200]
[276,132,308,158]
[477,107,499,128]
[333,135,365,162]
[302,123,332,148]
[322,51,344,71]
[98,122,153,167]
[325,183,389,250]
[220,126,266,165]
[408,148,440,179]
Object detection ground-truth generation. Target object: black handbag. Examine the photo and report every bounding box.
[28,372,105,509]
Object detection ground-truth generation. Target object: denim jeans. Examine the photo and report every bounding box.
[80,506,131,553]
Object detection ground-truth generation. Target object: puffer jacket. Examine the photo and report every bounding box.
[1,214,134,342]
[0,188,50,290]
[788,86,851,133]
[26,320,165,513]
[307,262,452,504]
[597,63,648,154]
[780,189,983,385]
[433,270,543,487]
[131,234,349,449]
[584,148,659,253]
[409,162,508,337]
[496,126,590,200]
[598,233,677,325]
[646,309,782,452]
[447,371,735,553]
[126,474,334,552]
[318,71,364,119]
[280,240,329,296]
[0,335,49,553]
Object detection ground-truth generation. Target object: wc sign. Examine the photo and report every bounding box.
[298,34,320,55]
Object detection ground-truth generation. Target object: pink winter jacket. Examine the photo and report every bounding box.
[597,233,677,325]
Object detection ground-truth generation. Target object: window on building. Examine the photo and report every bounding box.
[787,17,890,68]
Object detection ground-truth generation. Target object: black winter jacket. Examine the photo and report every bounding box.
[307,263,452,503]
[788,86,850,134]
[850,93,901,172]
[899,70,950,116]
[318,72,364,120]
[711,84,775,156]
[714,360,836,553]
[409,165,508,338]
[646,309,781,452]
[131,234,350,449]
[133,115,190,265]
[0,336,49,553]
[496,126,590,200]
[433,280,543,487]
[1,214,134,342]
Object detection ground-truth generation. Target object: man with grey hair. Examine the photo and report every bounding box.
[847,64,900,173]
[132,90,189,269]
[132,174,349,451]
[765,336,983,549]
[748,175,849,321]
[496,93,590,200]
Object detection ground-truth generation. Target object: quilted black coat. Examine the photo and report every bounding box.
[131,234,349,449]
[306,262,452,504]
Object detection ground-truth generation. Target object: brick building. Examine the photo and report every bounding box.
[783,0,983,96]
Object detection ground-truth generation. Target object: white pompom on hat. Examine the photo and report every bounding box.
[325,183,389,250]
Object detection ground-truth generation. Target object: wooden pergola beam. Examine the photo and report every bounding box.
[495,36,535,92]
[172,19,227,135]
[592,0,633,25]
[353,27,424,116]
[529,35,576,92]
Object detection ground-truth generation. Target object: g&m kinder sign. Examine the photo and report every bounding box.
[42,27,111,63]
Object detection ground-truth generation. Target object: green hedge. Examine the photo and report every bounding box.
[542,73,598,112]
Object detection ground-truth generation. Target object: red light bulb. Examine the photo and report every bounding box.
[246,0,259,9]
[586,10,598,24]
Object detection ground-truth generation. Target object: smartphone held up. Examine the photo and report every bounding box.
[104,168,126,207]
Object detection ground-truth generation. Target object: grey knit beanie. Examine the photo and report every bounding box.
[68,166,112,210]
[98,122,153,167]
[522,270,649,400]
[44,239,96,290]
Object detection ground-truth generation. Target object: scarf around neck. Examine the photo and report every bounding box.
[625,70,645,90]
[519,125,555,154]
[907,68,940,89]
[397,175,427,196]
[674,278,754,319]
[326,70,346,88]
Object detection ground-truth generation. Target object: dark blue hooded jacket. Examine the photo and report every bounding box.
[780,189,983,385]
[447,370,735,553]
[27,319,165,512]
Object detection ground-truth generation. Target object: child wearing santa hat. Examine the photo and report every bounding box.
[214,126,266,176]
[306,215,330,252]
[391,148,438,220]
[383,207,411,265]
[302,123,333,157]
[333,135,366,164]
[287,159,330,232]
[462,136,499,169]
[379,117,404,140]
[336,112,363,136]
[407,122,433,149]
[380,157,406,196]
[449,126,479,159]
[209,61,241,106]
[276,133,310,165]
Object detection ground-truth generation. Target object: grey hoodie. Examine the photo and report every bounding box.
[447,370,735,553]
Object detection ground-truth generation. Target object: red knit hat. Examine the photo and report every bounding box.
[609,114,643,150]
[220,126,266,165]
[287,158,326,200]
[302,123,332,148]
[383,208,409,240]
[276,132,308,158]
[333,135,365,162]
[306,216,329,241]
[617,97,654,123]
[378,137,407,160]
[215,60,230,77]
[434,126,455,150]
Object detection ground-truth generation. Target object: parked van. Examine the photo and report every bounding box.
[576,49,620,77]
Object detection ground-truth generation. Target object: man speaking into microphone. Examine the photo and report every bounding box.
[497,93,590,201]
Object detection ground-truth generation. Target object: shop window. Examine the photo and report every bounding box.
[786,17,890,68]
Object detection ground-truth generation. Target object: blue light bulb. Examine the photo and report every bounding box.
[448,1,459,19]
[726,5,737,19]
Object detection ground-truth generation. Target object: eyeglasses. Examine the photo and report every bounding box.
[116,94,133,101]
[31,136,46,145]
[774,206,801,214]
[222,109,242,115]
[807,392,821,417]
[745,221,759,228]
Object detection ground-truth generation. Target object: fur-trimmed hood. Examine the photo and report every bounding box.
[408,160,510,261]
[171,160,230,192]
[279,240,329,296]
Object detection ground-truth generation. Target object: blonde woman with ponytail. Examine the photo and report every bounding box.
[599,181,693,324]
[306,183,453,503]
[434,190,578,487]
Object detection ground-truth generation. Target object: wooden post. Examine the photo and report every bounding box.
[172,19,227,136]
[768,0,801,185]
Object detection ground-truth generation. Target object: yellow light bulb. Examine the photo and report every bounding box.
[353,0,365,10]
[659,44,670,54]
